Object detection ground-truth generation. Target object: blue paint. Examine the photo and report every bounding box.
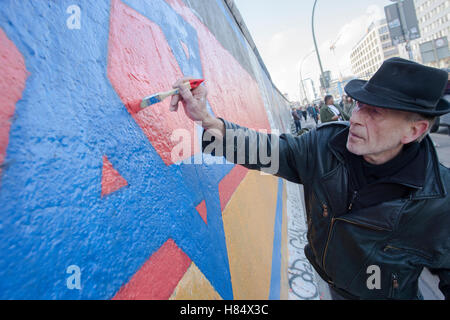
[0,0,233,299]
[147,95,161,106]
[123,0,203,79]
[269,178,283,300]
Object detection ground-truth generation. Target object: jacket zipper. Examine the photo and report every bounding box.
[384,245,401,252]
[336,217,388,231]
[389,273,399,299]
[348,190,359,211]
[322,217,336,275]
[383,244,433,261]
[322,216,388,275]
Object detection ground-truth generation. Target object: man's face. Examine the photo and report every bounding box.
[346,102,412,157]
[329,97,334,105]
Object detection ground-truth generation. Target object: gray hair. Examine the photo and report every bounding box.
[405,112,437,142]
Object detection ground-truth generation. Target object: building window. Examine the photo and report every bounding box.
[379,26,389,34]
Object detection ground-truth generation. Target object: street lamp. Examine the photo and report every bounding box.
[312,0,328,92]
[299,49,315,105]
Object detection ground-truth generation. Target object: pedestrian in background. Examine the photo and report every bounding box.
[339,94,347,109]
[296,107,303,123]
[307,104,313,118]
[291,107,302,133]
[310,104,319,125]
[320,95,350,123]
[302,106,308,121]
[314,104,320,124]
[344,96,356,116]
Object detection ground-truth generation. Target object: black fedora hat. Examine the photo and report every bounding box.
[345,57,450,116]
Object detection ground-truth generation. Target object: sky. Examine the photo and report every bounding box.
[234,0,395,101]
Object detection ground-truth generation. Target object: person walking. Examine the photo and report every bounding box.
[296,107,303,123]
[310,104,319,125]
[307,105,313,118]
[291,107,302,134]
[302,106,308,122]
[343,95,356,116]
[169,57,450,300]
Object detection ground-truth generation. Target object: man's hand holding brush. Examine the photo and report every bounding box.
[170,77,225,137]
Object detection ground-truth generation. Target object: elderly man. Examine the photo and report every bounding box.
[169,58,450,300]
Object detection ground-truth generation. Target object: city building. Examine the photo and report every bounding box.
[327,76,357,101]
[350,19,409,80]
[410,0,450,68]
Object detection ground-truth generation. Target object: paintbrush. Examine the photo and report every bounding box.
[140,79,204,109]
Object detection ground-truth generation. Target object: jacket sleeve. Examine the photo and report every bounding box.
[202,118,316,185]
[339,105,351,121]
[320,107,333,123]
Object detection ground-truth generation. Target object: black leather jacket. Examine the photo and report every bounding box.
[204,119,450,300]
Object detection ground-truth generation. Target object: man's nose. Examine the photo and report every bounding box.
[350,104,365,125]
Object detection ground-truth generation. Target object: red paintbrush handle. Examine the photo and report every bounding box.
[189,79,204,90]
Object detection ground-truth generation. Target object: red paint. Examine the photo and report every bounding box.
[189,79,204,90]
[219,165,249,211]
[196,200,207,224]
[113,239,191,300]
[107,0,199,165]
[166,0,271,133]
[165,0,269,208]
[0,29,28,178]
[101,156,128,197]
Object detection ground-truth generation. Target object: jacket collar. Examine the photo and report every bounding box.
[328,124,447,200]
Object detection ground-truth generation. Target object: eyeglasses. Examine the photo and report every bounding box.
[354,101,385,117]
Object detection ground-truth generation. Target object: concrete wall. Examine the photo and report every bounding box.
[0,0,292,299]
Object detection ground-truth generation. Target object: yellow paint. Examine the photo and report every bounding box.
[222,170,279,300]
[170,262,222,300]
[280,181,289,300]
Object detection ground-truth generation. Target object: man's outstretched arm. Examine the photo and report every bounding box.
[170,78,316,185]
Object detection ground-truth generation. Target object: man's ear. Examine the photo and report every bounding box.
[401,120,429,144]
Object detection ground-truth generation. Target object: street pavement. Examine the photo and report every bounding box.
[288,117,448,300]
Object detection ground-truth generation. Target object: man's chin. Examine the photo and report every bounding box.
[346,140,365,156]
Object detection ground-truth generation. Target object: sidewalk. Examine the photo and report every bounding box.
[285,180,331,300]
[290,116,319,135]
